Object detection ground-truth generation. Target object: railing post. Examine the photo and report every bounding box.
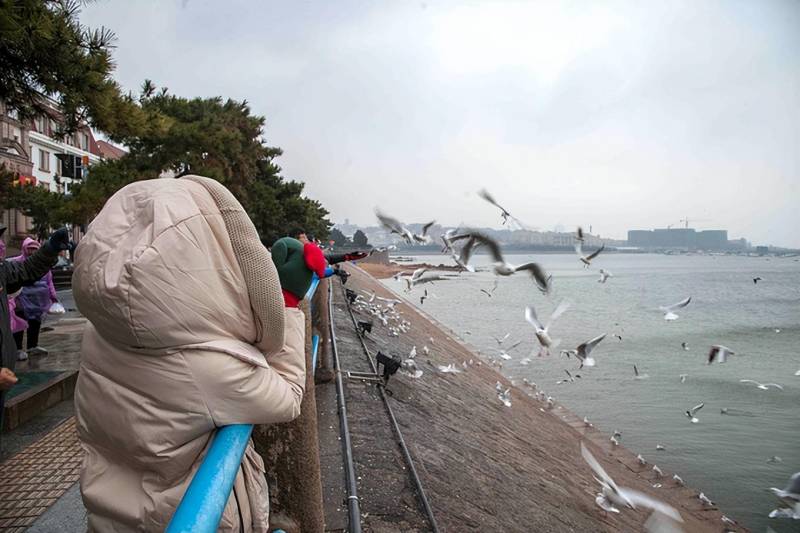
[251,278,326,532]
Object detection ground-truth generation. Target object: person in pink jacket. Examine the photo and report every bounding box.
[9,238,59,358]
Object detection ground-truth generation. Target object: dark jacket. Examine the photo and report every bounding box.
[0,244,59,371]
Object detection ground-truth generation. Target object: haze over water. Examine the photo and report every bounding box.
[383,253,800,531]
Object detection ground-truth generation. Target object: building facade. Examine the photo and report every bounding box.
[1,98,121,245]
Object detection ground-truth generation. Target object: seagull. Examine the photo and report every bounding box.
[478,188,525,228]
[768,471,800,519]
[498,388,512,407]
[400,358,423,379]
[576,226,586,243]
[422,345,429,356]
[583,416,593,428]
[480,280,500,297]
[498,350,512,361]
[708,345,734,364]
[581,443,684,526]
[656,444,665,451]
[403,274,449,291]
[679,374,688,383]
[613,430,622,439]
[659,296,691,321]
[610,436,620,447]
[753,277,763,284]
[681,342,689,351]
[598,269,612,283]
[561,333,607,368]
[652,465,663,478]
[420,289,428,305]
[375,209,416,244]
[633,365,649,380]
[740,379,783,390]
[637,454,647,465]
[556,369,580,384]
[412,221,436,244]
[525,301,570,356]
[546,396,555,409]
[409,346,417,359]
[698,492,714,506]
[493,332,511,346]
[463,232,551,293]
[767,456,783,464]
[673,475,684,486]
[721,515,737,526]
[575,240,605,268]
[685,402,704,423]
[437,363,462,374]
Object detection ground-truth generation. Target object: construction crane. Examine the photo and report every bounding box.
[679,217,711,229]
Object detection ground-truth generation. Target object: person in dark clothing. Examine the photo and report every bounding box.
[0,228,70,438]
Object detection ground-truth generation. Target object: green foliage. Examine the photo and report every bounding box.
[0,0,147,137]
[329,228,349,247]
[353,229,368,247]
[7,183,67,238]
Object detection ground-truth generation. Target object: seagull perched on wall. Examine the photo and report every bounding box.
[561,333,607,368]
[659,296,691,321]
[525,301,570,356]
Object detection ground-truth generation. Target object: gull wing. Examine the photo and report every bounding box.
[739,379,760,386]
[634,365,639,377]
[578,333,607,358]
[375,208,405,234]
[546,300,571,329]
[471,231,505,263]
[661,296,691,312]
[576,226,585,241]
[581,442,621,494]
[525,305,544,330]
[764,383,784,390]
[515,262,551,293]
[414,275,449,285]
[478,188,509,215]
[411,267,427,281]
[585,243,605,262]
[421,220,435,236]
[689,402,705,415]
[506,339,523,351]
[618,488,684,523]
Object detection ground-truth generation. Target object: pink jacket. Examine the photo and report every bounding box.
[9,238,58,321]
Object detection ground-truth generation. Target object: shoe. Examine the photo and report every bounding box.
[16,350,28,361]
[28,346,48,356]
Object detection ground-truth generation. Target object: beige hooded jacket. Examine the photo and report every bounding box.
[73,175,305,532]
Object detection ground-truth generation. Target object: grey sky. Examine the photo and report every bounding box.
[81,1,800,247]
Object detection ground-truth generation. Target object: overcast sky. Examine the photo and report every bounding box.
[81,1,799,247]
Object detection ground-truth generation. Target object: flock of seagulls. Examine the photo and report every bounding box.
[368,189,796,529]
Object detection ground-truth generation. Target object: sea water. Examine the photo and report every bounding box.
[383,253,800,532]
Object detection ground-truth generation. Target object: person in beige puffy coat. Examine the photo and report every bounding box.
[73,175,307,532]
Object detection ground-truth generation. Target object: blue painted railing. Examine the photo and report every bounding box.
[166,274,321,532]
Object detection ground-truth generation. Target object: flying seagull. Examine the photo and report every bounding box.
[708,345,734,364]
[556,369,580,384]
[768,471,800,520]
[633,365,649,380]
[480,279,499,298]
[739,379,783,391]
[575,240,605,268]
[561,333,607,368]
[685,402,704,423]
[478,188,525,228]
[659,296,691,321]
[681,342,689,351]
[462,232,551,293]
[753,277,763,284]
[375,208,435,244]
[598,269,612,283]
[525,301,570,356]
[581,443,684,525]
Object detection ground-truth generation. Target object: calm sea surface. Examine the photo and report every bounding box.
[381,253,800,532]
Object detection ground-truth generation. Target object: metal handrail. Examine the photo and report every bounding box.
[166,274,320,533]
